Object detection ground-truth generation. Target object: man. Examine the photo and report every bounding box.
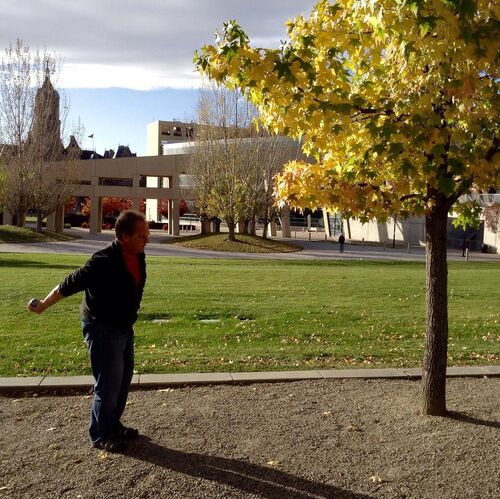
[338,233,345,253]
[28,210,149,453]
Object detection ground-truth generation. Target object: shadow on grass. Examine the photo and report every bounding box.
[0,258,78,270]
[230,237,300,253]
[126,438,372,499]
[447,411,500,429]
[139,312,173,321]
[162,234,301,253]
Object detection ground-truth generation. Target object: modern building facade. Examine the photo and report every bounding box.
[146,120,196,156]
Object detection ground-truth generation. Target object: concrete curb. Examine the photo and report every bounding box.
[0,366,498,394]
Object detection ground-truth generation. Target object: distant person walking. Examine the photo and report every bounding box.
[27,210,149,453]
[461,238,468,257]
[338,233,345,252]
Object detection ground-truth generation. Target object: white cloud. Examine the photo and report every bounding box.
[0,0,316,90]
[60,63,200,90]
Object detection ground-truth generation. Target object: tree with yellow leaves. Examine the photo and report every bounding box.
[195,0,499,416]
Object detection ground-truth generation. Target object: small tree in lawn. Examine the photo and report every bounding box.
[189,84,257,241]
[195,0,499,415]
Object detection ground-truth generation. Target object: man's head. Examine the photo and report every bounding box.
[115,210,149,254]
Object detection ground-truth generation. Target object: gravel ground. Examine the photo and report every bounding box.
[0,377,499,499]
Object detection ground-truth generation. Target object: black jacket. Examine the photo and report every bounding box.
[59,240,146,328]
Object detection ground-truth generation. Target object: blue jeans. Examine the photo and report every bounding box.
[82,320,134,444]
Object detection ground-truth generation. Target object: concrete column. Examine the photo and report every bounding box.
[202,218,211,234]
[55,204,64,233]
[89,196,102,233]
[210,218,220,233]
[167,198,173,234]
[131,198,142,212]
[46,212,56,232]
[47,206,64,232]
[169,199,179,236]
[280,205,291,238]
[2,208,13,225]
[236,220,245,234]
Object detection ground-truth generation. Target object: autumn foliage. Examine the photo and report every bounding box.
[195,0,499,416]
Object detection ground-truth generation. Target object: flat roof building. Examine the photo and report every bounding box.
[146,120,195,156]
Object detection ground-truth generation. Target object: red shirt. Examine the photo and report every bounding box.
[122,251,141,286]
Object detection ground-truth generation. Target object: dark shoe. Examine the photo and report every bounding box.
[93,438,127,453]
[116,426,139,440]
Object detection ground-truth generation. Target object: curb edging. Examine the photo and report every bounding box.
[0,366,498,395]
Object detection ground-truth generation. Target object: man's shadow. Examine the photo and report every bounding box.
[125,438,373,499]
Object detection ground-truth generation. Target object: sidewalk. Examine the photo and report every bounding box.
[1,366,498,394]
[1,227,499,262]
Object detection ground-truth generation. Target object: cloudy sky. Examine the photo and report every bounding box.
[0,0,316,155]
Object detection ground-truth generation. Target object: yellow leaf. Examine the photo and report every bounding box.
[266,460,281,468]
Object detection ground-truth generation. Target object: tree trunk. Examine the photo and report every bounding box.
[36,211,43,233]
[422,205,449,416]
[16,209,26,228]
[228,221,236,241]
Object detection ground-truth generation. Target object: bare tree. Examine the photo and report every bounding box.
[189,84,256,241]
[243,130,300,238]
[0,40,37,226]
[189,83,298,240]
[0,39,80,231]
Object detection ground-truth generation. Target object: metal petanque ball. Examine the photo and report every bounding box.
[29,298,41,308]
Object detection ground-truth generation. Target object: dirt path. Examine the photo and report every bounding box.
[1,377,499,498]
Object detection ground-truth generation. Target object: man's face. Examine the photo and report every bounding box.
[121,221,150,254]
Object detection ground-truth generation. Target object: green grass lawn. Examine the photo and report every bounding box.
[164,233,301,253]
[0,253,498,376]
[0,226,79,244]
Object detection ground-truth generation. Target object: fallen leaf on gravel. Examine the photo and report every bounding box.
[322,411,333,416]
[0,486,9,491]
[98,451,109,460]
[157,388,173,393]
[46,427,57,432]
[49,443,60,450]
[12,399,22,403]
[266,460,281,468]
[346,424,362,432]
[369,474,383,483]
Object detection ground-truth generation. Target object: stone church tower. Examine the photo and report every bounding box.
[30,63,63,160]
